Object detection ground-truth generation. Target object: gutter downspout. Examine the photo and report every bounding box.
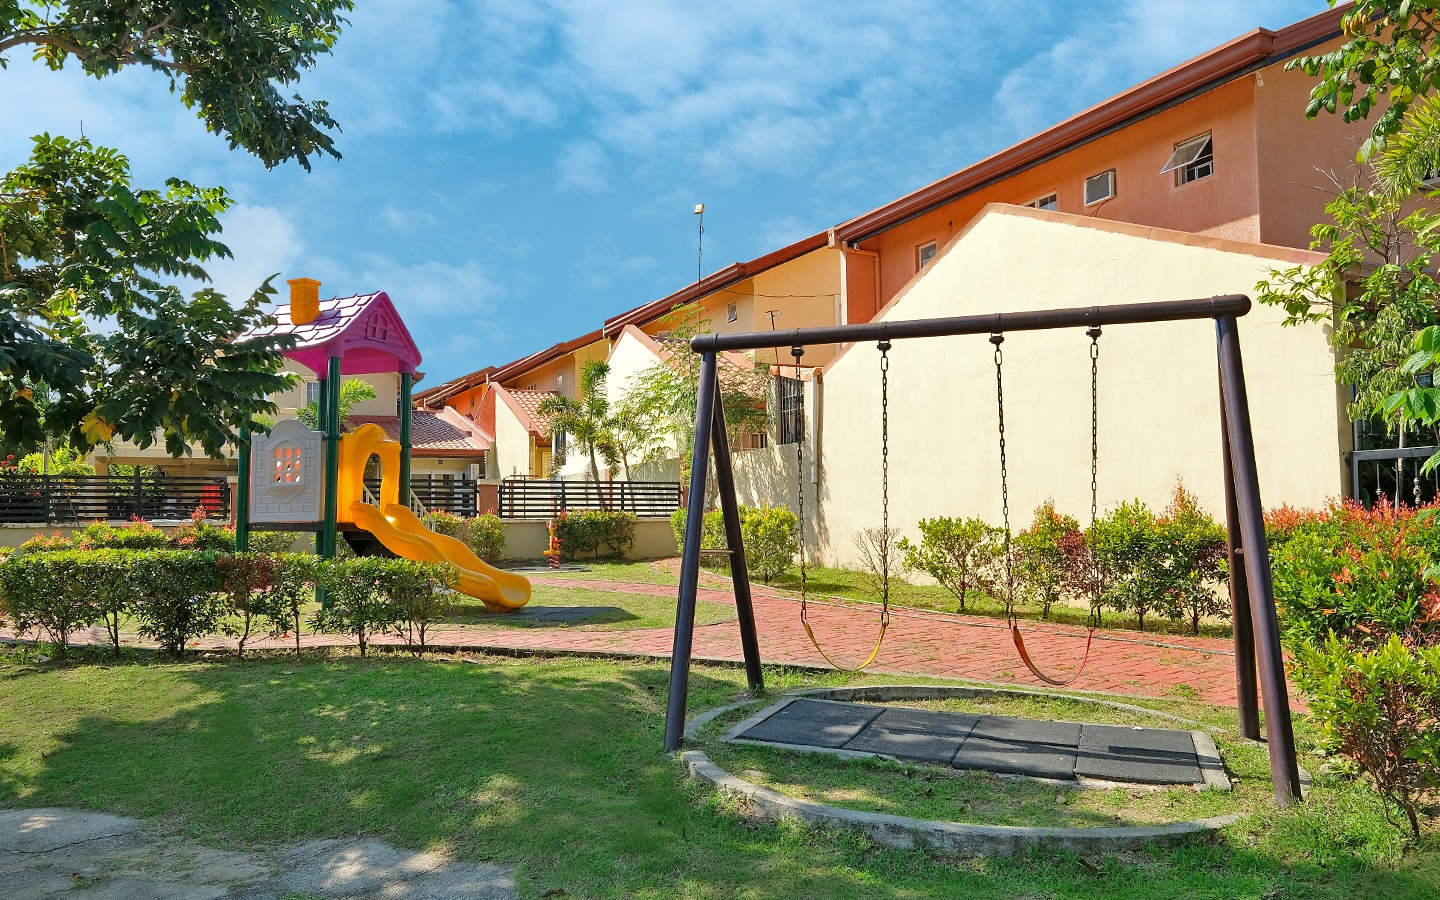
[846,244,881,325]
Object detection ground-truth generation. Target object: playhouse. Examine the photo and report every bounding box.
[236,279,530,613]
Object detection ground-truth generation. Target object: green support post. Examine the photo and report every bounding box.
[235,426,251,552]
[399,372,413,500]
[318,357,342,608]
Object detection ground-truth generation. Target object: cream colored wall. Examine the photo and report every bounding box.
[500,518,676,560]
[493,396,536,478]
[751,248,844,368]
[813,207,1340,568]
[597,328,680,479]
[271,361,400,418]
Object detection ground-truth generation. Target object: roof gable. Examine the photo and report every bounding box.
[243,292,423,376]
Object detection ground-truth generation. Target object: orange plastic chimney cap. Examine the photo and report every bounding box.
[288,278,321,325]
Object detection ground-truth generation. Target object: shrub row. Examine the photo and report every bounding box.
[15,511,296,556]
[428,511,507,562]
[553,510,637,560]
[1267,499,1440,836]
[668,505,799,583]
[0,550,456,658]
[900,484,1228,634]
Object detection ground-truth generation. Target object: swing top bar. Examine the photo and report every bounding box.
[689,294,1250,354]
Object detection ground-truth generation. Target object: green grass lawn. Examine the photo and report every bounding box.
[444,584,734,630]
[0,647,1433,899]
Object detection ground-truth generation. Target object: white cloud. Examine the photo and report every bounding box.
[557,141,608,192]
[172,204,304,304]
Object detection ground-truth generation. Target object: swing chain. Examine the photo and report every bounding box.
[878,339,891,626]
[792,346,808,614]
[1087,324,1102,630]
[990,332,1014,624]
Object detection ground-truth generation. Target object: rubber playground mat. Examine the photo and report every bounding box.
[725,698,1214,786]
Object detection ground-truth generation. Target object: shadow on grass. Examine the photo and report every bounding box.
[0,654,1434,899]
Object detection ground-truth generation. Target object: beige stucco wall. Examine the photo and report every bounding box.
[812,206,1341,568]
[270,361,401,419]
[500,518,677,560]
[493,394,537,478]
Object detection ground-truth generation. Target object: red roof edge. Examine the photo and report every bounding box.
[602,230,830,337]
[491,328,604,385]
[831,4,1347,245]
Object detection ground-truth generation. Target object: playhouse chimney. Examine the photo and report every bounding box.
[287,278,321,325]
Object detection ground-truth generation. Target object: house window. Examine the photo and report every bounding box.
[1084,170,1116,205]
[917,241,938,269]
[1025,193,1058,211]
[305,381,320,406]
[554,431,567,460]
[777,376,803,444]
[1160,133,1213,185]
[735,432,768,451]
[727,302,738,323]
[524,382,537,391]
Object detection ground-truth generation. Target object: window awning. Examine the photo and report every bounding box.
[1160,134,1211,175]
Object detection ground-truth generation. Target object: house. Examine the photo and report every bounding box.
[422,6,1357,489]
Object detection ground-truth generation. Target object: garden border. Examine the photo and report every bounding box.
[679,683,1305,856]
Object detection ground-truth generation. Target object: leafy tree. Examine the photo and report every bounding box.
[1091,499,1166,631]
[536,360,619,481]
[1154,482,1228,635]
[295,377,377,432]
[607,390,666,480]
[17,443,92,474]
[1012,502,1085,621]
[1257,176,1440,427]
[623,302,771,496]
[0,0,353,169]
[1291,0,1440,161]
[0,135,295,456]
[898,516,1003,613]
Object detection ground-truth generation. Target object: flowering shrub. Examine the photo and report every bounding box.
[1011,503,1083,620]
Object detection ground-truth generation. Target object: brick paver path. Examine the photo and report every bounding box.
[4,570,1273,708]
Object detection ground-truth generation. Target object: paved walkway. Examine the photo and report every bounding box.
[0,807,514,899]
[2,568,1267,708]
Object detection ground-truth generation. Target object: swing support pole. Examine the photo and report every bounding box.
[709,366,766,695]
[662,295,1303,809]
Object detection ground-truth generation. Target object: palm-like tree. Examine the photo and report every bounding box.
[297,378,377,432]
[536,360,618,481]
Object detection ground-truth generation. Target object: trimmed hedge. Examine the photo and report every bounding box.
[552,510,637,560]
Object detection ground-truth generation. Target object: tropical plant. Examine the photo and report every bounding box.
[536,360,619,481]
[296,377,377,432]
[311,558,402,657]
[470,513,507,562]
[215,552,284,656]
[16,443,92,475]
[899,516,1003,613]
[128,550,226,656]
[0,135,296,455]
[0,1,353,169]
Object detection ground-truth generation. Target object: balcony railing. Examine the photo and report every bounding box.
[363,475,478,517]
[497,477,681,519]
[0,474,231,525]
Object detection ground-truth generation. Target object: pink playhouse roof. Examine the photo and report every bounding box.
[242,291,423,376]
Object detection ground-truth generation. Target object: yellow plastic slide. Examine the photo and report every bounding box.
[337,424,530,613]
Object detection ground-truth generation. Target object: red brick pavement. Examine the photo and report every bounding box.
[3,573,1278,708]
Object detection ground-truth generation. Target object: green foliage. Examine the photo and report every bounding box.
[1154,483,1230,635]
[739,505,797,583]
[246,530,300,554]
[378,559,458,654]
[1296,635,1440,836]
[127,550,226,656]
[311,558,402,656]
[296,377,377,432]
[1289,1,1440,160]
[470,512,506,562]
[0,135,296,455]
[16,444,92,474]
[536,360,621,479]
[0,1,353,169]
[214,553,285,656]
[266,553,318,652]
[623,302,772,492]
[0,549,101,652]
[1091,499,1167,631]
[14,515,242,556]
[1269,500,1440,650]
[900,515,1003,613]
[1257,183,1440,428]
[1012,502,1086,620]
[552,509,638,561]
[670,507,728,556]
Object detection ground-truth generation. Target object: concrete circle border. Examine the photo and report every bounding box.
[680,683,1253,856]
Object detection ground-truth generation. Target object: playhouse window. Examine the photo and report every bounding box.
[273,445,304,485]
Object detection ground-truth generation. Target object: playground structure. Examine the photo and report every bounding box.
[235,280,530,612]
[664,295,1304,808]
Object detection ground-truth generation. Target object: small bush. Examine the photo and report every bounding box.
[428,511,470,543]
[900,515,1003,613]
[1296,635,1440,836]
[267,554,318,652]
[1154,483,1228,635]
[740,505,797,583]
[470,513,506,562]
[215,553,285,656]
[379,559,458,653]
[128,551,226,656]
[1091,499,1167,631]
[312,558,403,656]
[1012,502,1086,620]
[670,507,731,569]
[0,550,103,653]
[246,530,301,554]
[553,509,639,560]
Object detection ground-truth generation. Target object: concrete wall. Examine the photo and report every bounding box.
[492,390,538,478]
[500,518,677,560]
[813,205,1340,568]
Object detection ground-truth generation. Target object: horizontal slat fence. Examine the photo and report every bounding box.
[0,475,230,525]
[363,476,478,517]
[497,478,681,519]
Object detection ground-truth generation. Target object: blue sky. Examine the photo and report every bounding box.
[2,0,1326,385]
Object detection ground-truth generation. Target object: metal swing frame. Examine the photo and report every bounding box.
[663,294,1303,808]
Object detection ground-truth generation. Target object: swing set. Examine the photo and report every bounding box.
[663,295,1303,807]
